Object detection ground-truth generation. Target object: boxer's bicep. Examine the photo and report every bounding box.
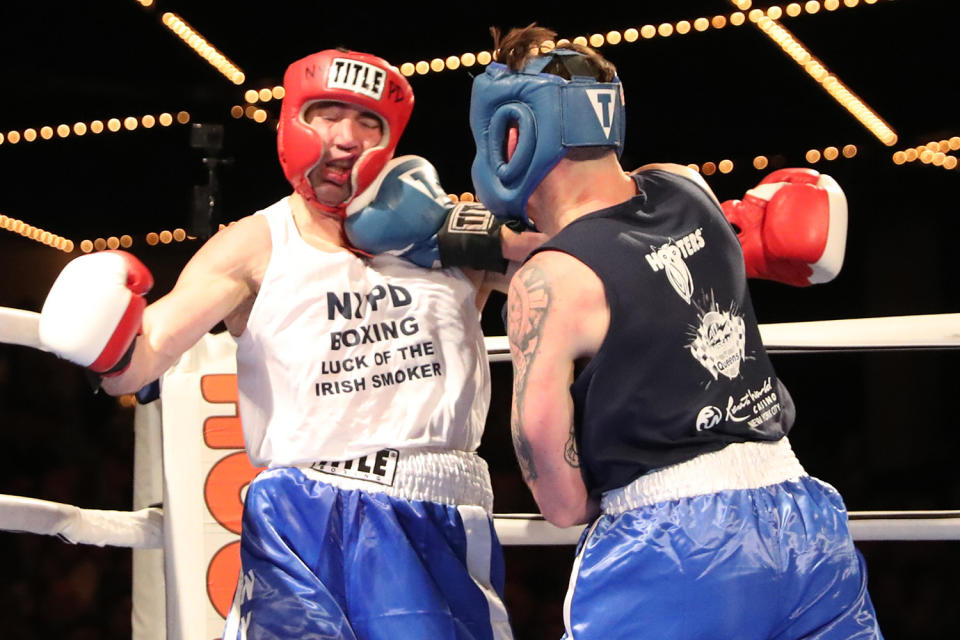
[507,253,598,527]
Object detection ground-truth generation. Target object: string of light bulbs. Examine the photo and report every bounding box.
[239,0,893,104]
[4,0,942,255]
[686,144,858,176]
[160,12,244,85]
[740,4,898,146]
[389,0,892,79]
[0,213,74,253]
[0,112,190,148]
[892,138,960,171]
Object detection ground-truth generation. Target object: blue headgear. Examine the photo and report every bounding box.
[469,49,626,224]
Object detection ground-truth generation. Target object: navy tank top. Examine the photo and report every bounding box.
[532,169,795,498]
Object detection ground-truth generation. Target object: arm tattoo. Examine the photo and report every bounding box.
[507,265,551,483]
[564,423,580,468]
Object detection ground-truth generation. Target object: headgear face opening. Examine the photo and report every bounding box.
[469,49,626,224]
[277,49,415,217]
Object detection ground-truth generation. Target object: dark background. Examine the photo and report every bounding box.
[1,1,959,638]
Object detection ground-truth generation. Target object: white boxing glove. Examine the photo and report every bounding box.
[39,250,153,376]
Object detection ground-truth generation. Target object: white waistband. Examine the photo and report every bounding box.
[601,438,807,515]
[291,448,494,513]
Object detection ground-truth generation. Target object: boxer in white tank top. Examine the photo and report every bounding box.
[53,49,544,639]
[237,197,490,468]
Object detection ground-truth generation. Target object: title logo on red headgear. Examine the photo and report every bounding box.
[327,58,386,100]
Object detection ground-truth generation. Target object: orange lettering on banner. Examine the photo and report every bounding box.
[205,451,264,534]
[199,371,264,626]
[207,540,242,619]
[201,374,245,448]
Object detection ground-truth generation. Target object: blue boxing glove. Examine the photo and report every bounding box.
[345,155,449,268]
[346,155,526,272]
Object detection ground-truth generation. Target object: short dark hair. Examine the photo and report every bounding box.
[491,24,617,82]
[492,24,619,162]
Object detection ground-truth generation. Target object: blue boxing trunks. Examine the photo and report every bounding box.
[562,439,882,640]
[223,449,513,640]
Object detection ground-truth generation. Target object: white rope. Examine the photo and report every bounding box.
[2,314,957,550]
[1,494,957,546]
[5,308,957,359]
[848,511,960,541]
[0,494,162,548]
[0,306,43,351]
[757,313,960,353]
[484,312,960,361]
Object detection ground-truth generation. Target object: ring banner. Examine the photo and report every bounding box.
[157,331,262,640]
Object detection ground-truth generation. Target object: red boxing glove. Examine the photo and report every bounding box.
[721,168,847,286]
[39,250,153,375]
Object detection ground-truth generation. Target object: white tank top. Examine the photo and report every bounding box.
[235,198,490,467]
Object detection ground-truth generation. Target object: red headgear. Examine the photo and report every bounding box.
[277,49,415,217]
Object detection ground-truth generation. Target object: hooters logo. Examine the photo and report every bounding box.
[642,228,706,304]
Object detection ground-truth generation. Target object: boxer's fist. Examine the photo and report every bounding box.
[721,168,847,286]
[346,155,526,273]
[39,250,153,375]
[344,155,450,268]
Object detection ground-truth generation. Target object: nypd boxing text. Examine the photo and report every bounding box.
[317,285,444,396]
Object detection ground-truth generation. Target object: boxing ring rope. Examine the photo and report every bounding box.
[0,495,163,548]
[484,312,960,361]
[1,311,959,638]
[3,495,959,547]
[7,308,956,363]
[2,311,959,547]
